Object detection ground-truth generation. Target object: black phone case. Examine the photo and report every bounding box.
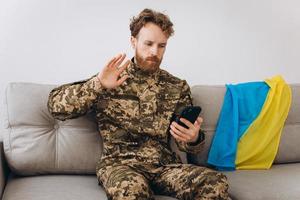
[175,106,202,129]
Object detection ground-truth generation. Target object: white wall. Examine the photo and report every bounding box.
[1,0,300,132]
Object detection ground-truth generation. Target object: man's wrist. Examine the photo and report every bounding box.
[189,134,200,144]
[187,129,205,146]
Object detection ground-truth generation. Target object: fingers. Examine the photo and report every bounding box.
[117,75,129,86]
[117,60,130,75]
[170,129,189,142]
[104,57,116,69]
[170,117,204,143]
[197,117,203,123]
[105,53,122,68]
[171,121,189,134]
[170,122,191,141]
[113,53,126,68]
[179,118,194,129]
[194,117,203,128]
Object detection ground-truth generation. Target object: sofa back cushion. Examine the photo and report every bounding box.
[3,83,102,175]
[189,84,300,166]
[3,82,186,175]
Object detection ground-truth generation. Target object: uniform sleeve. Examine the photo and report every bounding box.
[47,74,103,121]
[174,80,205,154]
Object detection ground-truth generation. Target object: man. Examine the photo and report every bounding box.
[48,8,230,200]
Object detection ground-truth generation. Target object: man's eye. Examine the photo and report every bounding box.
[159,45,166,48]
[146,43,152,46]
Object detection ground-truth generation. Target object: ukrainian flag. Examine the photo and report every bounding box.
[207,75,291,171]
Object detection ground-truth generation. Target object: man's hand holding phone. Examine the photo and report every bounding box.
[170,106,204,143]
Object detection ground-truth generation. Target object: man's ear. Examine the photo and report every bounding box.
[130,36,137,49]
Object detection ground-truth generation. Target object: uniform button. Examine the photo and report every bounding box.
[53,124,59,129]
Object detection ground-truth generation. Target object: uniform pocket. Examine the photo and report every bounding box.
[104,95,140,121]
[157,91,180,116]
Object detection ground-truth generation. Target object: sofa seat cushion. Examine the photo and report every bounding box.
[2,175,178,200]
[223,163,300,200]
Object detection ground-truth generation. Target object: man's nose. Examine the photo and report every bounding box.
[150,46,158,56]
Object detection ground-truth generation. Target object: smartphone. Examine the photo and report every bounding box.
[175,106,202,129]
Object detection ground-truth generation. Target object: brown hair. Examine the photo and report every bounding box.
[130,8,174,38]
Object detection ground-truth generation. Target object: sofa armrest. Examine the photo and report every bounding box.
[0,140,10,198]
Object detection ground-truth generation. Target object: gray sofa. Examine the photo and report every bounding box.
[0,82,299,200]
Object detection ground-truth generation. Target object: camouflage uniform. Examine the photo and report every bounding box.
[48,58,230,200]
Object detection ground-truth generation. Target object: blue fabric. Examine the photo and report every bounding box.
[207,81,270,171]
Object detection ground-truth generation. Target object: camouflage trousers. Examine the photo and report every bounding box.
[97,162,230,200]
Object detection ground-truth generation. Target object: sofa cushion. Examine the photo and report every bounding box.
[223,163,300,200]
[189,84,300,166]
[2,175,178,200]
[188,85,226,166]
[3,82,186,175]
[3,83,102,175]
[274,84,300,164]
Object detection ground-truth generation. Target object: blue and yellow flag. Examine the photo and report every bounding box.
[207,75,291,171]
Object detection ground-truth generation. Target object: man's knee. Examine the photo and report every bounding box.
[107,176,154,200]
[98,165,155,200]
[195,170,230,200]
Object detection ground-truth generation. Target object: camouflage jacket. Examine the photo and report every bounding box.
[47,59,205,170]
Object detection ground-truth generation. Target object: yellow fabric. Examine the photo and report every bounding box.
[235,75,292,169]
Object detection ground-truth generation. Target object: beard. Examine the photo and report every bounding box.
[135,50,162,73]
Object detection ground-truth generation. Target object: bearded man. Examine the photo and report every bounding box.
[48,8,230,200]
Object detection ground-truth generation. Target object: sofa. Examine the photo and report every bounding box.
[0,82,299,200]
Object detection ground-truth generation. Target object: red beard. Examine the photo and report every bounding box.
[135,51,162,73]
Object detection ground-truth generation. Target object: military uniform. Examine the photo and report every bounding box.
[47,58,230,200]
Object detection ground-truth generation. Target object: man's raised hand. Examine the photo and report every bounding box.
[97,53,130,89]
